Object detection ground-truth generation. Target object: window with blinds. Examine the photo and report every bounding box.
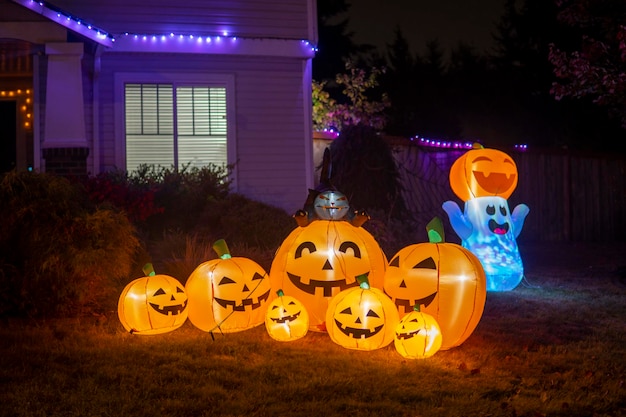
[124,83,227,173]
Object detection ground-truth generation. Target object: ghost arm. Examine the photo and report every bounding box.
[442,200,473,241]
[511,204,530,238]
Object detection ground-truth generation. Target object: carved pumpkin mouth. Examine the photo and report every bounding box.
[149,299,188,316]
[270,311,302,324]
[286,272,360,297]
[472,170,516,195]
[333,319,384,339]
[395,328,421,340]
[393,292,437,310]
[488,219,510,235]
[214,288,271,311]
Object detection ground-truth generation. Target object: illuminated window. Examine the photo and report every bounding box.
[124,83,227,172]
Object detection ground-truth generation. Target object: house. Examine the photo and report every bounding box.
[0,0,318,213]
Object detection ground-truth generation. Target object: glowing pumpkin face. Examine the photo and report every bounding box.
[394,307,442,359]
[270,220,387,332]
[118,273,188,335]
[326,276,399,351]
[384,239,486,350]
[264,290,309,342]
[186,240,272,333]
[313,190,350,220]
[449,145,518,201]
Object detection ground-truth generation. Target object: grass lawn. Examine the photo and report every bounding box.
[1,242,625,417]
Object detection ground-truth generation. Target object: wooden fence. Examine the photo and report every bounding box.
[314,137,626,243]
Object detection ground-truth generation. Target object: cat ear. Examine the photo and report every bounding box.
[319,147,332,188]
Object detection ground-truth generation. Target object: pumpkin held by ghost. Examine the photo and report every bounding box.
[326,274,399,351]
[118,263,188,335]
[448,143,519,201]
[394,305,442,359]
[186,239,272,333]
[264,289,309,342]
[270,220,387,332]
[384,218,486,350]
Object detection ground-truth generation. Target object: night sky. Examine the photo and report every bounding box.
[341,0,506,57]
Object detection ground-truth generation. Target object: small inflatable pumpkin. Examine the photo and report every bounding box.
[118,263,188,335]
[394,305,442,359]
[264,289,309,341]
[325,274,399,351]
[186,239,272,333]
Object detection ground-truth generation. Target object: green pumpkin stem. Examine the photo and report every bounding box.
[426,217,445,243]
[413,304,421,312]
[213,239,232,259]
[356,273,370,290]
[142,263,156,277]
[277,289,285,297]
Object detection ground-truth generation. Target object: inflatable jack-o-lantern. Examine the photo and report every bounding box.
[326,274,399,351]
[265,289,309,342]
[118,263,188,335]
[186,239,272,333]
[384,218,486,350]
[443,144,530,291]
[394,305,442,359]
[449,143,519,201]
[270,220,387,332]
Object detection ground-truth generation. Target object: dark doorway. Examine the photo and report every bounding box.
[0,100,17,172]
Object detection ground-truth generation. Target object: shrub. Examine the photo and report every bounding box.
[329,125,408,220]
[0,171,140,317]
[198,194,296,251]
[133,164,232,237]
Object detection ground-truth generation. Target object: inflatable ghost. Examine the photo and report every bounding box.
[442,144,529,291]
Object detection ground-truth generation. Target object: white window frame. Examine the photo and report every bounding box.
[114,72,236,185]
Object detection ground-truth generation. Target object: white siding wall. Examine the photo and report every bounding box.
[97,52,311,214]
[51,0,311,41]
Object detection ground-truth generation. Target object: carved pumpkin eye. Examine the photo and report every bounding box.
[366,309,380,318]
[339,241,361,258]
[295,242,316,258]
[218,276,236,286]
[340,307,352,315]
[413,257,436,269]
[153,288,166,296]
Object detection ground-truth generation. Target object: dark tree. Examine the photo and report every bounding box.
[549,0,626,131]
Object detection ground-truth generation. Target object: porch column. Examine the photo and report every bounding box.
[42,42,89,176]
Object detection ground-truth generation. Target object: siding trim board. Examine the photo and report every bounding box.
[111,36,316,58]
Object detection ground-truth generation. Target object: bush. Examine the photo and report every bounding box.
[0,171,140,317]
[329,125,408,220]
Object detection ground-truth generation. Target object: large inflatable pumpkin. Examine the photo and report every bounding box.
[118,263,188,335]
[186,239,272,333]
[384,218,486,350]
[270,220,387,332]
